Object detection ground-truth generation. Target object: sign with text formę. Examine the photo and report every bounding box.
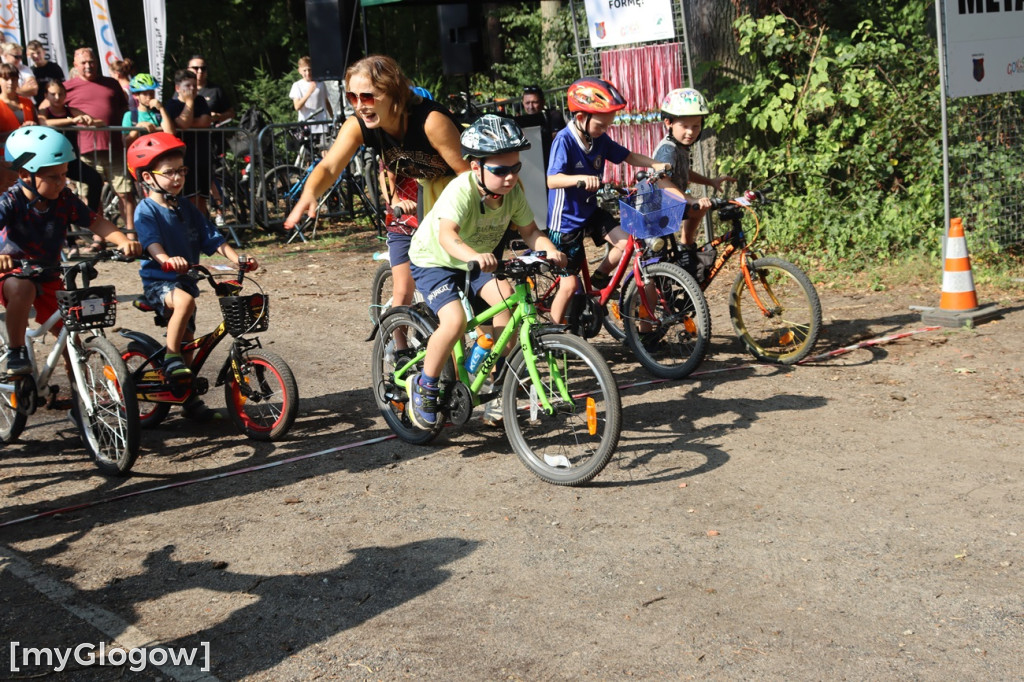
[583,0,675,48]
[943,0,1024,97]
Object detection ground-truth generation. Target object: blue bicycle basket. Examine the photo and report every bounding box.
[619,187,688,239]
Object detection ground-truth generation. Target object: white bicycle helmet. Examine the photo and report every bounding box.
[660,88,710,118]
[461,114,530,159]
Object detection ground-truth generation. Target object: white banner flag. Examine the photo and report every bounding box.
[0,0,22,45]
[88,0,122,76]
[142,0,166,90]
[21,0,69,76]
[943,0,1024,98]
[583,0,675,48]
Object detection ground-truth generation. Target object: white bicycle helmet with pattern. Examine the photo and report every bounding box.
[461,114,531,159]
[660,88,710,118]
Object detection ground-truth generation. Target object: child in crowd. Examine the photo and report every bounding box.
[127,132,253,420]
[545,77,669,324]
[651,88,735,279]
[0,126,141,375]
[406,115,566,430]
[123,73,174,144]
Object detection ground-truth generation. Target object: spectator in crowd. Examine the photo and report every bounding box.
[164,68,213,216]
[188,55,234,124]
[64,47,134,237]
[0,62,37,190]
[123,73,174,144]
[26,40,64,106]
[290,56,333,136]
[518,84,566,169]
[37,80,106,253]
[0,43,38,101]
[110,58,137,118]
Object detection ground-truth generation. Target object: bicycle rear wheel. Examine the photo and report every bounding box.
[371,308,450,445]
[502,332,621,486]
[75,335,140,476]
[622,262,711,380]
[224,349,299,440]
[729,256,822,364]
[0,327,28,443]
[258,164,304,230]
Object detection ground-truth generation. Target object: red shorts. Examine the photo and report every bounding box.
[0,276,63,326]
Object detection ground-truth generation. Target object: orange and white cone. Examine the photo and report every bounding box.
[938,218,979,311]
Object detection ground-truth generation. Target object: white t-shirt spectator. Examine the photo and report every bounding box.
[289,79,330,134]
[15,63,33,89]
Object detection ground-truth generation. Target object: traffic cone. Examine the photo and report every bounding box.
[917,217,999,327]
[938,218,978,311]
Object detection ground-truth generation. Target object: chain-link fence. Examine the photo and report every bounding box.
[948,92,1024,248]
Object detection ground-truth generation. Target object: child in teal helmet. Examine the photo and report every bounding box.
[652,88,735,278]
[123,73,174,144]
[0,126,141,375]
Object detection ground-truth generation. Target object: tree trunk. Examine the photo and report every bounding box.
[484,3,504,68]
[540,0,563,79]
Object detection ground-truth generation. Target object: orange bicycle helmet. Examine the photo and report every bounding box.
[127,132,186,180]
[567,77,627,114]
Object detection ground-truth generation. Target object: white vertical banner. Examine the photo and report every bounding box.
[88,0,122,76]
[142,0,166,88]
[0,0,22,45]
[21,0,69,76]
[583,0,675,48]
[943,0,1024,98]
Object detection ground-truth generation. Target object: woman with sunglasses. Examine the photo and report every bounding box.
[286,54,469,316]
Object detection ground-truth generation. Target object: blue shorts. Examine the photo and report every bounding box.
[550,207,618,272]
[410,263,494,316]
[142,278,201,331]
[387,232,413,267]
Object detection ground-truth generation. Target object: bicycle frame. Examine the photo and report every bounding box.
[0,311,82,407]
[694,206,778,318]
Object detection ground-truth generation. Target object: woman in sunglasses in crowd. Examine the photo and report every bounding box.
[285,54,468,314]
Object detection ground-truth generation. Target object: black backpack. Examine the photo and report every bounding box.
[228,105,273,156]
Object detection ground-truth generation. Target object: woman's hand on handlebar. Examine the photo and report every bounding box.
[161,256,190,274]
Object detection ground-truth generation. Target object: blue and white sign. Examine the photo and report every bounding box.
[944,0,1024,97]
[584,0,675,48]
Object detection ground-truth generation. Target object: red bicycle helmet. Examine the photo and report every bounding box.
[127,132,186,180]
[567,77,627,114]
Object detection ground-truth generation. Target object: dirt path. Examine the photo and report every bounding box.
[2,244,1023,680]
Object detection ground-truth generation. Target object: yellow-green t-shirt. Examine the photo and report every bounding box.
[408,171,535,271]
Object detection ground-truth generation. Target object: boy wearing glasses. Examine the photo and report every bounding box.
[405,116,566,430]
[127,133,251,415]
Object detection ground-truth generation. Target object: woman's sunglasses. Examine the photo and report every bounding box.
[484,162,523,177]
[346,91,377,106]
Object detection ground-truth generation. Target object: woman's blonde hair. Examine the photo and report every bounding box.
[345,55,411,122]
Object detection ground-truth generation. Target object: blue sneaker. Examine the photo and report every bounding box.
[408,372,438,430]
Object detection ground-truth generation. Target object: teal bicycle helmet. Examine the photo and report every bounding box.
[4,126,76,172]
[129,73,159,93]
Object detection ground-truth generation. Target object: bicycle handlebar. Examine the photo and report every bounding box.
[3,249,135,289]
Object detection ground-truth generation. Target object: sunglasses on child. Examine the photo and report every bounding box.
[150,166,189,179]
[483,162,522,177]
[346,91,378,106]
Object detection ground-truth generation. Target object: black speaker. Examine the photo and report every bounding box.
[438,4,482,76]
[305,0,354,80]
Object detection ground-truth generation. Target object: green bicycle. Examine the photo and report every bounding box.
[369,254,622,486]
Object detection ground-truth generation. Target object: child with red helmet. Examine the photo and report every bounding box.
[545,77,669,325]
[128,132,253,418]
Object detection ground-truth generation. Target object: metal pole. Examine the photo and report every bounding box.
[934,0,952,253]
[569,0,585,78]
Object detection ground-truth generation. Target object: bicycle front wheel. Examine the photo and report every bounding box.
[258,164,304,229]
[371,308,451,445]
[622,262,711,380]
[224,349,299,441]
[729,256,822,364]
[74,335,140,476]
[502,332,621,486]
[0,326,28,443]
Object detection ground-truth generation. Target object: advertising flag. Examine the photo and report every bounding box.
[88,0,122,76]
[21,0,69,75]
[0,0,22,45]
[583,0,675,48]
[142,0,166,89]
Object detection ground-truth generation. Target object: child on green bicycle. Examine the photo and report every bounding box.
[407,115,566,430]
[0,126,141,376]
[127,132,253,419]
[545,77,669,325]
[652,88,735,280]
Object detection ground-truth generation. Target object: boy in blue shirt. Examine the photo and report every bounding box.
[127,132,253,419]
[406,116,565,430]
[545,77,668,325]
[0,127,141,375]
